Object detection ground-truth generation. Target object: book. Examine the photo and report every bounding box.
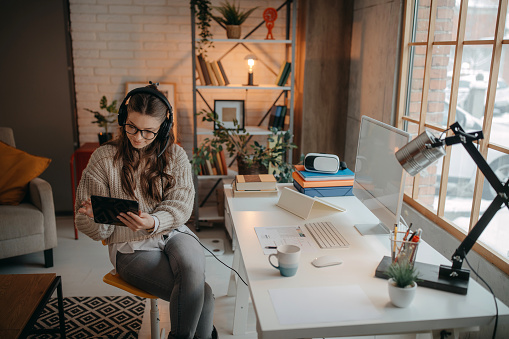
[206,62,217,86]
[274,62,287,85]
[211,60,225,86]
[218,149,228,175]
[195,55,205,85]
[276,106,287,130]
[232,181,278,197]
[235,174,277,191]
[197,54,211,85]
[278,62,291,86]
[273,106,283,129]
[293,180,354,197]
[267,105,278,130]
[292,171,354,188]
[217,60,230,85]
[294,164,355,181]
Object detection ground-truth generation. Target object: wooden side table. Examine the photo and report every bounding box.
[70,142,99,239]
[0,274,65,338]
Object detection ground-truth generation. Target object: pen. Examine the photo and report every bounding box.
[403,223,413,241]
[392,224,398,261]
[265,246,277,249]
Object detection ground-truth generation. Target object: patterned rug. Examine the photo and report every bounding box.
[28,296,146,338]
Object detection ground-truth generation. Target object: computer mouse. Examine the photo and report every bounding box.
[311,255,343,268]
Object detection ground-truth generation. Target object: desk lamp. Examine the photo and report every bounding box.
[384,122,508,294]
[244,54,258,86]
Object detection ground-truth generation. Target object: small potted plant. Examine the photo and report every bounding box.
[212,0,258,39]
[386,261,421,308]
[85,96,118,145]
[192,110,296,182]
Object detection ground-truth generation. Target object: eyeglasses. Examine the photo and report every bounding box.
[124,123,158,140]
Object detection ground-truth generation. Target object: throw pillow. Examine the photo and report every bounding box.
[0,141,51,205]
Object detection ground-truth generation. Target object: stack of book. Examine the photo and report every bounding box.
[233,174,278,196]
[197,150,228,176]
[292,164,355,197]
[196,54,230,86]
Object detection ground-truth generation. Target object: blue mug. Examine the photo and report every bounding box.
[268,244,301,277]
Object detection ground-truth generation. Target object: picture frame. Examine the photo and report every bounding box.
[125,82,177,136]
[214,100,245,130]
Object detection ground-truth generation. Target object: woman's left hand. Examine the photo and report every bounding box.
[117,211,155,232]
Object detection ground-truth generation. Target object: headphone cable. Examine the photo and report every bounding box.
[174,228,249,287]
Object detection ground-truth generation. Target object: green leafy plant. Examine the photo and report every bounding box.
[386,262,421,288]
[212,0,258,26]
[85,96,118,135]
[192,110,297,182]
[191,0,214,56]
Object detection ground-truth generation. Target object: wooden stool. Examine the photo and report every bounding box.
[103,272,166,339]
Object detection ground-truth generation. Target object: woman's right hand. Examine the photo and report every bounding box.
[78,198,94,218]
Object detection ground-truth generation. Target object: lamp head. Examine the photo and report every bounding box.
[395,130,446,176]
[244,54,257,71]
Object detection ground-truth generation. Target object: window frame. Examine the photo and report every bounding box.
[396,0,509,275]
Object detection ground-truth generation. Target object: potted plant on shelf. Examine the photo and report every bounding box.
[191,0,214,56]
[386,261,421,308]
[85,96,118,145]
[192,110,297,182]
[212,0,258,39]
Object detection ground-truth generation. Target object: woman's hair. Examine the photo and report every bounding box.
[112,84,176,202]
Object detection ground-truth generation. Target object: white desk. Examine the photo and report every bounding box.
[224,184,509,339]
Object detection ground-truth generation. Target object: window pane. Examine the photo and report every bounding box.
[479,150,509,260]
[490,45,509,142]
[465,0,498,41]
[405,46,427,120]
[443,145,476,234]
[434,0,460,42]
[481,148,509,200]
[457,45,493,122]
[426,46,456,128]
[412,0,430,43]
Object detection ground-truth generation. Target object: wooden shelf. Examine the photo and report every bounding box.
[197,126,284,136]
[198,169,237,180]
[197,84,290,90]
[204,38,292,44]
[198,206,224,222]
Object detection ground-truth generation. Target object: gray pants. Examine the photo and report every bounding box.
[116,231,215,339]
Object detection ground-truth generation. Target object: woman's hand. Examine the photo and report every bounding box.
[117,211,155,232]
[78,199,94,218]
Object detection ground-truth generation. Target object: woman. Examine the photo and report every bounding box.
[75,84,216,339]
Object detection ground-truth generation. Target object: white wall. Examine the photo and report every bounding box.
[69,0,289,155]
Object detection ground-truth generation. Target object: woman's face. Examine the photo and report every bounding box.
[125,112,162,150]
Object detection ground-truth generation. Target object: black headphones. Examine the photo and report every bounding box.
[118,84,173,157]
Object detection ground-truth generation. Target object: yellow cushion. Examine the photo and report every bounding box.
[0,141,51,205]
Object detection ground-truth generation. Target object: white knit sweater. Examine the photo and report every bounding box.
[74,143,195,245]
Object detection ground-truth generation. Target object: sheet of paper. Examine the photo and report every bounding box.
[255,226,318,254]
[268,285,381,325]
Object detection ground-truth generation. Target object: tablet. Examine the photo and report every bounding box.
[91,195,139,226]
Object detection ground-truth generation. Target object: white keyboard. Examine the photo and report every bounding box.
[305,221,350,249]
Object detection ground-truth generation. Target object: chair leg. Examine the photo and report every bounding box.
[44,249,54,268]
[150,299,161,339]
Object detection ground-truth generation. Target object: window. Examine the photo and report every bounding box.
[397,0,509,274]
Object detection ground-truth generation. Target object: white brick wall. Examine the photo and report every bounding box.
[69,0,290,154]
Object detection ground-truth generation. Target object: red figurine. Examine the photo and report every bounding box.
[263,8,277,40]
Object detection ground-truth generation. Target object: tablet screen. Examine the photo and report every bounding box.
[91,195,139,226]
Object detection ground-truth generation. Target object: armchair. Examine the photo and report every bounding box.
[0,127,57,267]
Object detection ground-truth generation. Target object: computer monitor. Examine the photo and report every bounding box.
[353,116,410,235]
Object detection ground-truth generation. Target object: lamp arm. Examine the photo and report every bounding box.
[439,122,509,272]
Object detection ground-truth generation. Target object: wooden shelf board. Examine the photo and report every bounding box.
[205,39,292,44]
[197,126,283,135]
[198,206,224,221]
[196,84,290,90]
[198,169,238,180]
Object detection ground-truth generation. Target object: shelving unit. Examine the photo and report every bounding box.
[191,0,297,230]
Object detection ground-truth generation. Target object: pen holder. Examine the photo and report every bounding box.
[390,231,420,266]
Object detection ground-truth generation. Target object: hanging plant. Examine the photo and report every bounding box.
[191,0,214,56]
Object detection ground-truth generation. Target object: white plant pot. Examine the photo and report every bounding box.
[388,278,417,308]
